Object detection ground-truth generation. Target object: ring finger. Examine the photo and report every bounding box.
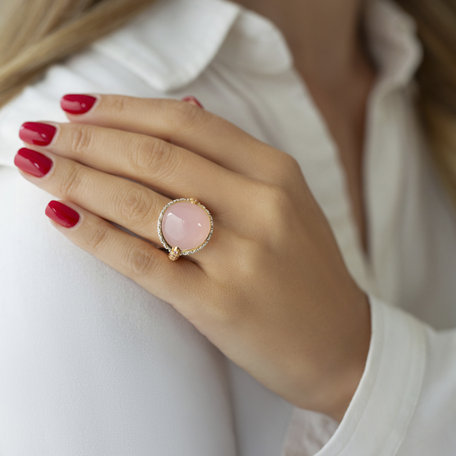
[14,147,233,265]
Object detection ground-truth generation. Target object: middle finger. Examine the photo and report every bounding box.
[19,121,254,222]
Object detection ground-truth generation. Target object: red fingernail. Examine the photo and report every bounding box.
[60,94,97,114]
[14,147,53,177]
[181,96,204,109]
[45,200,80,228]
[19,122,56,146]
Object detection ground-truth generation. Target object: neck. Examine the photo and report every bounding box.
[237,0,369,91]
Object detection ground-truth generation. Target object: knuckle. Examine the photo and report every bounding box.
[281,153,301,175]
[257,184,293,237]
[204,238,262,326]
[209,302,241,326]
[107,95,129,115]
[86,223,110,252]
[206,288,243,326]
[59,163,84,197]
[69,125,93,156]
[237,239,267,278]
[129,137,175,177]
[272,153,302,187]
[170,99,206,132]
[116,187,155,225]
[264,184,291,213]
[123,244,157,276]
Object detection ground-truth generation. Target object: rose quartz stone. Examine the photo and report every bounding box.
[162,201,211,251]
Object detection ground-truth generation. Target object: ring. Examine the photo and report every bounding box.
[157,197,214,261]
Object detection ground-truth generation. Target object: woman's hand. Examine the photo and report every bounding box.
[14,93,371,422]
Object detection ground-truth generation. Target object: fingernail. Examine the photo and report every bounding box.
[60,94,97,114]
[19,122,56,146]
[181,96,204,109]
[14,147,53,177]
[45,200,80,228]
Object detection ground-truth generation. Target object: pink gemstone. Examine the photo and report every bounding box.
[161,201,211,251]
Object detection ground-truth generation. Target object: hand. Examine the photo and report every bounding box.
[14,93,371,422]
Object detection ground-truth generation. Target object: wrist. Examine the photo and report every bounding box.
[327,291,371,422]
[305,290,371,422]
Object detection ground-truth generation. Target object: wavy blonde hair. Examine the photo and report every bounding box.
[0,0,455,207]
[395,0,456,208]
[0,0,155,104]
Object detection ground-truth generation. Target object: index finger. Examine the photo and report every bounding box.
[60,93,283,182]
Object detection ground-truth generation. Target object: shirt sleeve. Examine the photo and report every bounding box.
[284,293,456,455]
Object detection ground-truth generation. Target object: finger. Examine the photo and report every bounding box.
[19,120,252,221]
[44,199,208,322]
[15,147,231,266]
[60,93,287,184]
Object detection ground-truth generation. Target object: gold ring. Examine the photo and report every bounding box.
[157,197,214,261]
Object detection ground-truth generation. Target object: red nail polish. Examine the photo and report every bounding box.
[60,94,97,114]
[19,122,56,146]
[45,200,80,228]
[14,147,53,177]
[181,96,204,109]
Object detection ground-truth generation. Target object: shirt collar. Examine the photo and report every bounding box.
[90,0,242,92]
[363,0,423,90]
[91,0,423,93]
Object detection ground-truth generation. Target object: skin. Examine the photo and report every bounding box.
[238,0,379,254]
[16,94,371,422]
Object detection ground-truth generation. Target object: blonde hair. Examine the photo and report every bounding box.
[0,0,455,207]
[0,0,155,105]
[394,0,456,208]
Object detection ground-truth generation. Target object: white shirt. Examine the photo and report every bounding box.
[1,0,455,454]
